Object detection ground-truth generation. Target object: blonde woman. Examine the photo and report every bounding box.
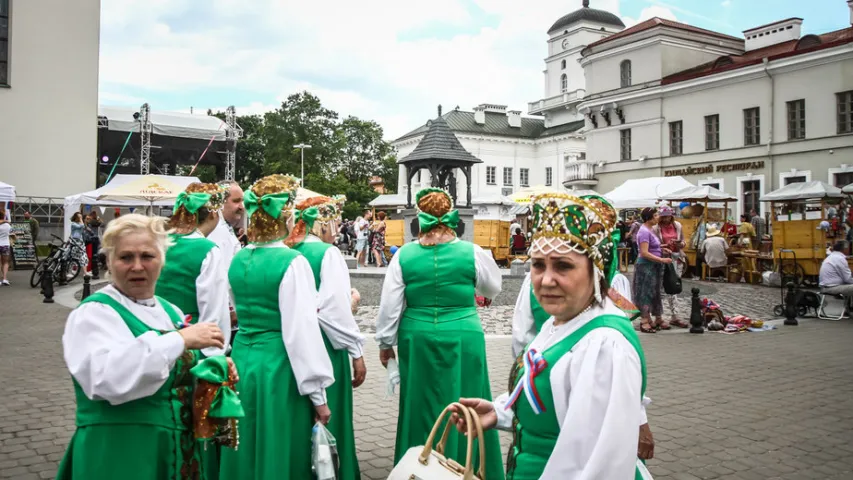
[219,175,334,479]
[57,214,233,479]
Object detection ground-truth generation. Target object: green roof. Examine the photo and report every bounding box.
[394,110,584,143]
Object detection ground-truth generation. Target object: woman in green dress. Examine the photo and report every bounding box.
[376,187,504,479]
[452,193,654,479]
[286,193,366,480]
[58,214,234,480]
[219,174,334,479]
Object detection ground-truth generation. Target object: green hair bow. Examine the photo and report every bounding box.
[189,356,245,419]
[174,192,212,215]
[294,206,319,230]
[418,209,459,233]
[244,190,291,219]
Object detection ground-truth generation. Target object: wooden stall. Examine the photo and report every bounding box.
[384,219,405,250]
[474,219,511,263]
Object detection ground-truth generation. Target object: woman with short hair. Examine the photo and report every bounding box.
[57,214,233,479]
[634,207,673,333]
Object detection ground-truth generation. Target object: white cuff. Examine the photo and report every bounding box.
[309,390,327,406]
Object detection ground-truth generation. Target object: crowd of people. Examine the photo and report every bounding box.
[57,181,653,479]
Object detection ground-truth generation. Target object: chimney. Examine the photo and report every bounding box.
[474,105,486,125]
[849,0,853,25]
[743,18,802,51]
[507,110,522,128]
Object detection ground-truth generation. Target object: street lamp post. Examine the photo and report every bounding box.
[294,143,312,187]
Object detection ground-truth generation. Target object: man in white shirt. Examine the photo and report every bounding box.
[207,181,245,334]
[700,226,729,269]
[820,241,853,297]
[355,210,371,268]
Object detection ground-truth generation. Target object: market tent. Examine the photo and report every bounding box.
[63,174,200,239]
[841,183,853,194]
[603,176,693,209]
[368,194,406,208]
[760,181,844,202]
[508,185,564,204]
[295,187,327,204]
[662,185,737,202]
[0,181,15,202]
[98,105,227,141]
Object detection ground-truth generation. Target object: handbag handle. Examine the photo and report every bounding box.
[433,405,487,480]
[419,403,482,480]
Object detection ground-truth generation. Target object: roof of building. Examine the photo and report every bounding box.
[662,26,853,85]
[583,17,743,53]
[743,17,803,33]
[394,110,584,143]
[398,115,483,165]
[548,3,625,34]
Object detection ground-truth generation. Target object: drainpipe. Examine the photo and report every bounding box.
[763,57,774,230]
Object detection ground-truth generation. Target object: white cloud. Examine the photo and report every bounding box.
[622,5,679,28]
[721,0,732,6]
[99,91,145,106]
[99,0,678,139]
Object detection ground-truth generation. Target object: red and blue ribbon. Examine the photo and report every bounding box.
[505,349,549,414]
[175,314,193,329]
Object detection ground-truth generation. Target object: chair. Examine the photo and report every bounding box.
[701,264,731,281]
[817,290,847,320]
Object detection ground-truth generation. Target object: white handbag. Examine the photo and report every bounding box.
[387,402,487,480]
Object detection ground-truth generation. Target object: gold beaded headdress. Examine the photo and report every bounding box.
[245,174,300,244]
[529,193,619,303]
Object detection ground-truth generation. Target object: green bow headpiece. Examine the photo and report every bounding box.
[418,210,460,233]
[190,356,245,419]
[174,192,212,215]
[294,206,320,230]
[244,190,291,220]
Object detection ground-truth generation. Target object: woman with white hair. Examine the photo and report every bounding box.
[57,214,234,479]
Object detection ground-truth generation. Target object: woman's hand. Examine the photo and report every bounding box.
[351,357,367,388]
[662,247,672,255]
[660,257,673,264]
[638,423,655,460]
[226,357,240,383]
[449,398,497,437]
[178,323,225,350]
[379,348,396,368]
[314,404,332,425]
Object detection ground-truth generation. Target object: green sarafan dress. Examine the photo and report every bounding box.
[293,238,362,480]
[378,239,505,480]
[56,292,203,480]
[219,244,334,479]
[155,233,216,321]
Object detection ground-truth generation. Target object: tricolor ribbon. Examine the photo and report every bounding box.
[175,314,193,329]
[505,348,549,414]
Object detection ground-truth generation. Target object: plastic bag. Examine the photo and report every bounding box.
[386,358,401,397]
[312,422,339,480]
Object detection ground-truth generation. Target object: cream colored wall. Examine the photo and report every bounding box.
[0,0,100,198]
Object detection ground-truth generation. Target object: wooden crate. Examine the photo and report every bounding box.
[771,219,828,277]
[473,220,510,261]
[385,219,405,248]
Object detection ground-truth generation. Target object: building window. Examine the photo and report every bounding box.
[833,172,853,187]
[620,60,631,88]
[744,107,760,146]
[503,167,513,186]
[787,99,806,140]
[561,59,566,69]
[560,74,567,93]
[705,114,720,151]
[485,166,496,185]
[520,168,529,187]
[742,180,761,217]
[706,183,720,190]
[785,176,806,185]
[838,91,853,134]
[545,167,553,186]
[620,129,631,161]
[669,121,683,156]
[0,0,8,86]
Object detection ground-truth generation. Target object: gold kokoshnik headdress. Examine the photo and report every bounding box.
[294,194,346,231]
[244,174,300,243]
[171,182,229,229]
[528,193,621,303]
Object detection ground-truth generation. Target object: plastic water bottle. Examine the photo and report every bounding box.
[312,423,337,480]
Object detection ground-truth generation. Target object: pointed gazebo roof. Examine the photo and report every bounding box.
[399,108,482,166]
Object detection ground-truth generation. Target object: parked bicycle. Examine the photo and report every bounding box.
[29,235,86,288]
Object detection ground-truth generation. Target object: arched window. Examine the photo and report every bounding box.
[561,59,566,70]
[620,60,632,88]
[561,74,568,93]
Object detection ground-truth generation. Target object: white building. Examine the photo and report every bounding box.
[0,0,100,203]
[577,1,853,218]
[390,2,629,212]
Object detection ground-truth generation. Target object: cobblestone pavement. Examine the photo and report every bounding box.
[3,269,853,479]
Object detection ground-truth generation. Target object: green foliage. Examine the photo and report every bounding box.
[211,91,397,214]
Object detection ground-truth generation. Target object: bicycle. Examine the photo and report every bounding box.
[29,235,84,288]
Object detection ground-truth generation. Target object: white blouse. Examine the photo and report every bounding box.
[244,243,334,406]
[304,236,365,359]
[186,231,231,357]
[495,299,645,479]
[375,240,502,349]
[207,215,242,308]
[63,284,188,406]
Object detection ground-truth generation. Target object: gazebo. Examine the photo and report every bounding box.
[398,106,483,208]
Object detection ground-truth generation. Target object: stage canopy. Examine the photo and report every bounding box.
[98,106,227,141]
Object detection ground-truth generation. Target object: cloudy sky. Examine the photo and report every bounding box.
[98,0,849,140]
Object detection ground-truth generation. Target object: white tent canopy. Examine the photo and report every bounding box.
[63,174,200,239]
[662,185,737,202]
[760,181,844,202]
[603,176,694,209]
[369,194,407,208]
[98,105,227,141]
[0,181,15,202]
[840,183,853,194]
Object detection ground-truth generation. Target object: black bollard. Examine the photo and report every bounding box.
[91,252,100,279]
[689,287,704,333]
[81,275,91,300]
[784,282,799,326]
[42,268,55,304]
